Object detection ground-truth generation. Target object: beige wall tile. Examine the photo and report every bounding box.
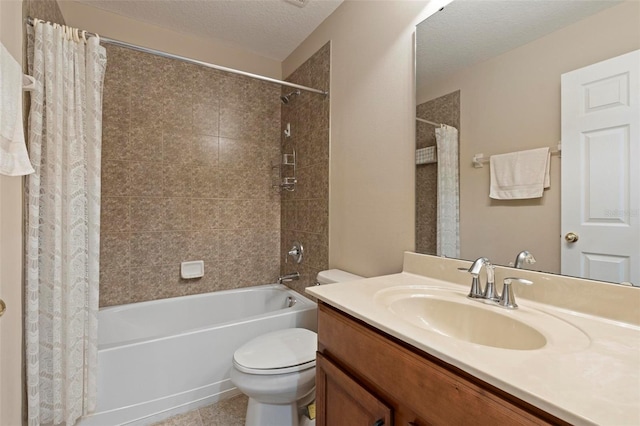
[100,43,289,306]
[191,198,221,230]
[129,266,176,303]
[99,266,131,307]
[130,125,162,162]
[162,163,192,197]
[130,161,164,197]
[100,233,131,270]
[161,231,192,265]
[101,197,131,233]
[219,107,249,139]
[193,102,220,136]
[130,232,163,267]
[131,95,163,129]
[193,135,219,166]
[188,230,219,263]
[163,198,193,231]
[102,161,131,197]
[190,165,220,198]
[163,131,195,164]
[279,43,330,292]
[102,125,131,162]
[130,197,164,232]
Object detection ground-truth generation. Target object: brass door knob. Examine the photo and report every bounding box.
[0,299,6,317]
[565,232,579,243]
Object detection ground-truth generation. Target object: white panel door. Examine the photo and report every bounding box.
[561,49,639,285]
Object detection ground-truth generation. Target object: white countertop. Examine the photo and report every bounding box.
[307,272,640,426]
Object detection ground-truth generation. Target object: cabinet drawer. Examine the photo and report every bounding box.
[318,303,565,426]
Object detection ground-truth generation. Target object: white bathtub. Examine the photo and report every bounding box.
[78,284,317,426]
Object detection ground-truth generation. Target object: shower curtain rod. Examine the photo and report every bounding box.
[26,16,329,97]
[416,117,444,127]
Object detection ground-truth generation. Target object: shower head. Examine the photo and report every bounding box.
[280,90,301,104]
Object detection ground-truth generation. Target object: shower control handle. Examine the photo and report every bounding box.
[287,241,304,264]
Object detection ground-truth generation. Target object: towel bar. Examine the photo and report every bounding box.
[473,144,561,168]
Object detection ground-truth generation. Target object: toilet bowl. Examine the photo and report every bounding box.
[231,269,363,426]
[230,328,317,426]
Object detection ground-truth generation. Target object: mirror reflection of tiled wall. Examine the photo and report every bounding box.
[416,90,460,255]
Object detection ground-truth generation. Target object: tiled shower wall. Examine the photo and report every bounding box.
[24,0,64,29]
[99,45,281,306]
[415,90,460,255]
[280,43,330,294]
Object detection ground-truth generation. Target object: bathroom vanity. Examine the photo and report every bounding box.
[315,303,562,425]
[307,253,640,426]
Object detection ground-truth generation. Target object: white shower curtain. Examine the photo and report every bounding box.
[435,125,460,258]
[25,20,106,426]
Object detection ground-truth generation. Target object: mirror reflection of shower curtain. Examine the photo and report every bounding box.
[435,125,460,258]
[25,20,106,426]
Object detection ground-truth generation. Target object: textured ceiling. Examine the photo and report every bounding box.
[74,0,343,60]
[417,0,622,89]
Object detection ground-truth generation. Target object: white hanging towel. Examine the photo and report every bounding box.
[489,147,550,200]
[0,42,34,176]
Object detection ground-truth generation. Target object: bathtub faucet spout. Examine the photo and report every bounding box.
[278,272,300,284]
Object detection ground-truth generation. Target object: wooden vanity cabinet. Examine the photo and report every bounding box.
[316,303,567,426]
[316,352,392,426]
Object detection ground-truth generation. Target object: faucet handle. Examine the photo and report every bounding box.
[498,277,533,309]
[287,241,304,264]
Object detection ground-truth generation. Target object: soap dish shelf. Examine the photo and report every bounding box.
[273,149,297,192]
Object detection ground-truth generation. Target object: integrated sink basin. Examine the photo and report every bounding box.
[389,296,546,350]
[374,286,591,352]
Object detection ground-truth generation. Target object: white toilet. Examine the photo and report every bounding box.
[230,269,363,426]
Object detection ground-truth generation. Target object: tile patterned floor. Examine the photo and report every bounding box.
[152,395,248,426]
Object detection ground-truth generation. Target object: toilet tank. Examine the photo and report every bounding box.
[316,269,364,285]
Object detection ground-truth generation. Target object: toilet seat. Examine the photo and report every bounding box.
[233,328,317,375]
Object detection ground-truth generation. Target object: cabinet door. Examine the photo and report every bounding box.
[316,352,392,426]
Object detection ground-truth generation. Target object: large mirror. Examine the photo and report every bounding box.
[415,0,640,285]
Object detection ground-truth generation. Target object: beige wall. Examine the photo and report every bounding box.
[0,0,23,423]
[417,1,640,272]
[57,1,281,79]
[283,1,443,277]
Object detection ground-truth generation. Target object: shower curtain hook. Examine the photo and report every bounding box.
[81,30,87,43]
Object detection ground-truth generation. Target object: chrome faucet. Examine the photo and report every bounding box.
[461,258,533,308]
[278,272,300,284]
[462,257,495,299]
[514,250,536,269]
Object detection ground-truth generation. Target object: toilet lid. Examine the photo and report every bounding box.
[233,328,317,375]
